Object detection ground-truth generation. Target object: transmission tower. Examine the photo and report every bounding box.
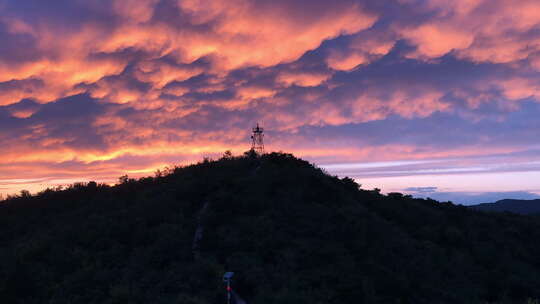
[251,123,264,154]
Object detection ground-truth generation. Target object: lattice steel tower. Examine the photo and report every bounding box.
[251,123,265,154]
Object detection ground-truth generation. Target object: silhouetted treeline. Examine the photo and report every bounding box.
[1,152,540,304]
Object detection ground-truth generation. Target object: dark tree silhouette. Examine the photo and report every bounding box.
[0,152,539,304]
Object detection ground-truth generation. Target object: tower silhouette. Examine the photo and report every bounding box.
[251,123,264,154]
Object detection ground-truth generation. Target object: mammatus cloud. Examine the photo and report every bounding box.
[400,0,540,65]
[1,0,540,196]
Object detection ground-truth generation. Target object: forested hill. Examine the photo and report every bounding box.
[470,199,540,215]
[1,152,540,304]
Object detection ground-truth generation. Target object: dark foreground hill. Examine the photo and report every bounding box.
[1,152,540,304]
[471,199,540,215]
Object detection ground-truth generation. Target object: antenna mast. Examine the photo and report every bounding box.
[251,123,264,154]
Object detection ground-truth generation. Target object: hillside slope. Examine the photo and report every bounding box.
[1,152,540,304]
[471,199,540,215]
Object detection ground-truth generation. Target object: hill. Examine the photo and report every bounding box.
[1,152,540,304]
[470,199,540,215]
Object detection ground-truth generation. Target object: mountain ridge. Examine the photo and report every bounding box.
[1,152,540,304]
[470,199,540,215]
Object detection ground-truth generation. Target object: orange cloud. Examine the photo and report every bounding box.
[9,108,37,119]
[402,23,473,59]
[0,57,126,106]
[112,0,160,23]
[177,0,378,69]
[398,0,540,66]
[326,32,395,71]
[0,0,377,108]
[277,71,332,87]
[497,78,540,101]
[135,60,203,88]
[327,52,367,71]
[237,86,276,99]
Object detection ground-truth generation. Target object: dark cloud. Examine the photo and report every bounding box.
[404,186,438,193]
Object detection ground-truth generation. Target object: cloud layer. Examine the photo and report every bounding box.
[1,0,540,197]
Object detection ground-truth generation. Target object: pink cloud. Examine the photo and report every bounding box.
[397,0,540,67]
[277,71,332,87]
[326,31,395,71]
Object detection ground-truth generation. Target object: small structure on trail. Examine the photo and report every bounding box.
[223,272,234,304]
[251,123,264,154]
[223,272,247,304]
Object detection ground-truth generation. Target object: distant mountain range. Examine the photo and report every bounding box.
[470,199,540,215]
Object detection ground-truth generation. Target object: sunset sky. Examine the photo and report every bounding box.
[1,0,540,204]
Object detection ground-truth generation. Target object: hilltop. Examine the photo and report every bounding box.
[1,152,540,304]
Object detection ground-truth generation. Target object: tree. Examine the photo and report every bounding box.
[222,150,233,159]
[19,189,31,198]
[118,175,129,184]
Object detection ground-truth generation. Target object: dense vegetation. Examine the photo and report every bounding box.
[1,152,540,304]
[471,199,540,215]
